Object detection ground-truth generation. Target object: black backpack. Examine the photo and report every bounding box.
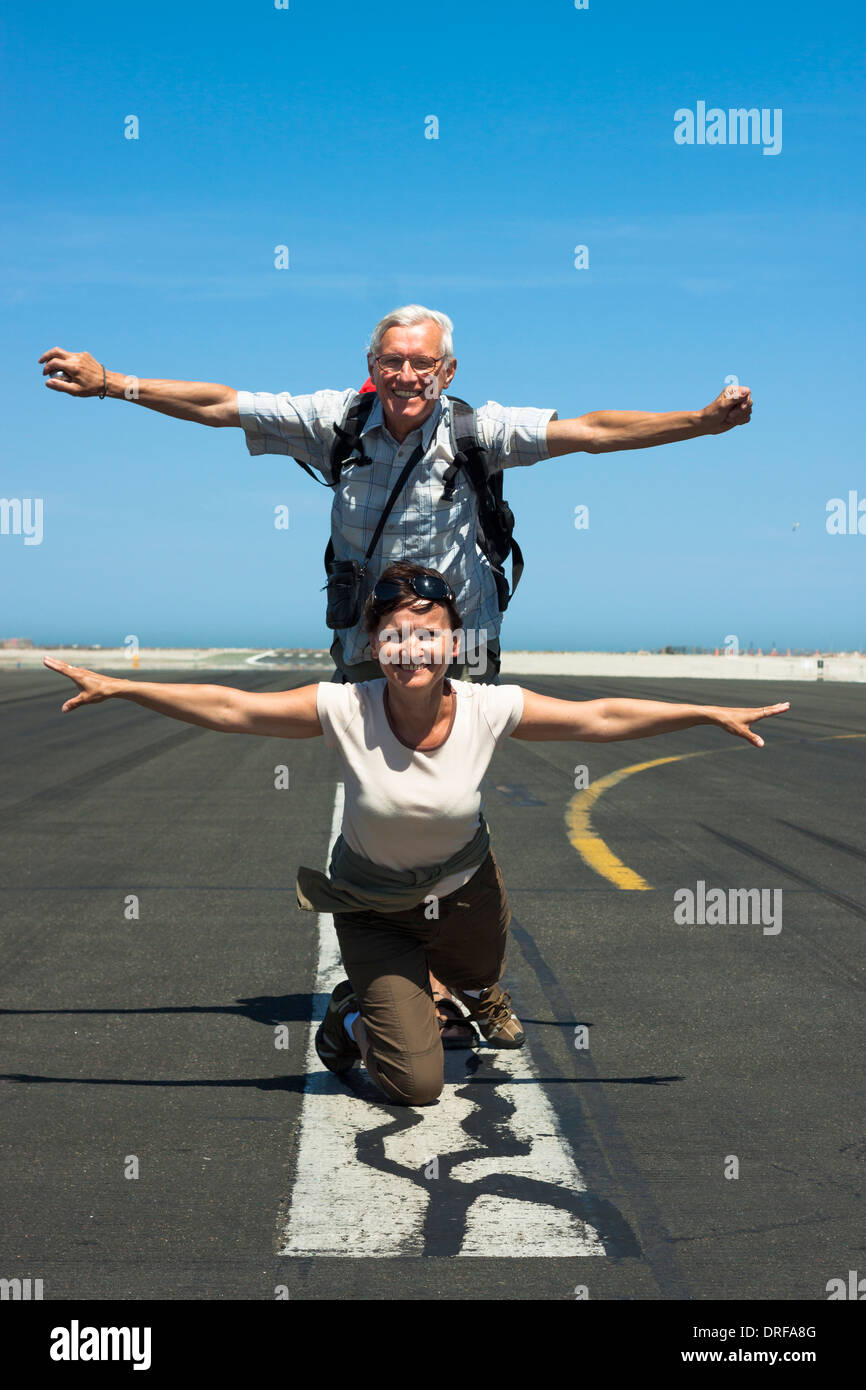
[293,391,524,612]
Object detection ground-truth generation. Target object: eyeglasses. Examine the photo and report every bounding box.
[371,574,454,604]
[374,355,444,375]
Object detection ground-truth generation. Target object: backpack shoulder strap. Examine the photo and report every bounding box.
[295,458,330,487]
[328,390,379,486]
[295,391,379,489]
[446,394,483,458]
[442,394,525,606]
[441,395,493,501]
[447,393,477,436]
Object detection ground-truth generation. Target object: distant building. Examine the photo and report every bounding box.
[0,637,35,648]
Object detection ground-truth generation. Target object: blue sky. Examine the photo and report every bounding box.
[2,0,864,651]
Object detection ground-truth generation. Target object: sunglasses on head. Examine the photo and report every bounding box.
[371,574,454,605]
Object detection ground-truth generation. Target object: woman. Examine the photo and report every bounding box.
[44,561,790,1108]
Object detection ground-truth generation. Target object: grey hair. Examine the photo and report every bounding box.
[367,305,455,364]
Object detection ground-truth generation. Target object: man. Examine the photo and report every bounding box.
[39,303,752,686]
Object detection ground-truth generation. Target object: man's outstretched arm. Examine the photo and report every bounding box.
[546,384,752,457]
[38,347,241,427]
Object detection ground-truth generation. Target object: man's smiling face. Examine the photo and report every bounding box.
[368,321,457,442]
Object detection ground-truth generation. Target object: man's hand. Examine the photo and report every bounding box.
[39,348,105,397]
[701,384,753,434]
[38,350,239,425]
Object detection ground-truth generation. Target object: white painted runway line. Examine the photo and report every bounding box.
[279,784,604,1258]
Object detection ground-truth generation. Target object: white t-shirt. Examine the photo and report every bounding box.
[316,678,524,898]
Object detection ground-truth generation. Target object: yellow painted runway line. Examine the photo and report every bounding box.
[564,734,866,891]
[565,750,712,890]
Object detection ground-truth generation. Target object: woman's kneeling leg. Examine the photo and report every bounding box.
[335,919,444,1107]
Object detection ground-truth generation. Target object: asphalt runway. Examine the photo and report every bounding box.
[1,669,863,1301]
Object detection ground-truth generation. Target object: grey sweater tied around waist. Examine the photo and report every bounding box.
[296,815,490,915]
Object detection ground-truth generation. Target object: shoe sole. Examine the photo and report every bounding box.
[314,1019,358,1074]
[435,998,478,1050]
[481,1032,526,1049]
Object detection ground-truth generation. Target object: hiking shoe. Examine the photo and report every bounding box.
[450,983,525,1048]
[315,979,361,1074]
[433,991,477,1050]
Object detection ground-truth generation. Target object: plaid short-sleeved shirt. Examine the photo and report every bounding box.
[236,388,557,665]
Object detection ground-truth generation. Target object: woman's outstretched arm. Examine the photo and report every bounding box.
[512,688,790,748]
[43,657,323,739]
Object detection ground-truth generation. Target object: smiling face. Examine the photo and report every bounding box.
[367,322,457,441]
[369,602,461,694]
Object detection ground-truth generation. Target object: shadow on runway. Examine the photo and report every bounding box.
[338,1050,643,1258]
[0,996,606,1032]
[0,1070,681,1092]
[0,993,319,1024]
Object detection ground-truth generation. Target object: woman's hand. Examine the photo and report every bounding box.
[709,701,790,747]
[44,656,120,712]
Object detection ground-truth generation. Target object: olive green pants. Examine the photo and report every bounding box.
[333,850,510,1106]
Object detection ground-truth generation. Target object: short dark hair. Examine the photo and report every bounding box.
[362,561,463,637]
